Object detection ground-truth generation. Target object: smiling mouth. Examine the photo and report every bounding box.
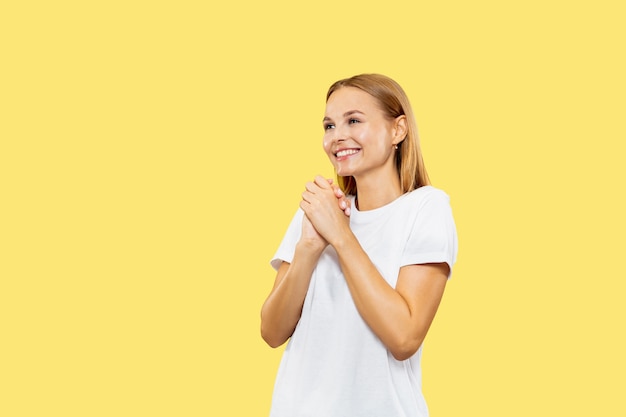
[335,149,360,158]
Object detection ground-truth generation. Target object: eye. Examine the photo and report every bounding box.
[324,123,335,130]
[349,118,360,124]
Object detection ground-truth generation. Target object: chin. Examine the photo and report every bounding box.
[334,163,352,177]
[335,168,352,177]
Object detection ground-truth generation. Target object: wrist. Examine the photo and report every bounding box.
[328,226,355,251]
[296,239,326,258]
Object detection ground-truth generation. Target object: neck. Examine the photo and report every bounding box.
[354,173,403,211]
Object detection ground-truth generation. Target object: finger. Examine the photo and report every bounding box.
[301,190,314,203]
[314,175,332,189]
[331,184,344,198]
[334,195,350,216]
[304,181,319,193]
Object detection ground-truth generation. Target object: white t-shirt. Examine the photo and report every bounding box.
[269,186,458,417]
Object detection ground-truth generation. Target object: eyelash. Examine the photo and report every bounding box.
[324,119,361,130]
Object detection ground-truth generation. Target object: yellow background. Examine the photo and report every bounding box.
[1,1,624,415]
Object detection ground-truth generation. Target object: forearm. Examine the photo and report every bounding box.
[260,242,323,348]
[333,235,423,360]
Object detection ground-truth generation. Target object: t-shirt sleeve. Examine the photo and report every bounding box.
[270,209,304,271]
[400,189,458,278]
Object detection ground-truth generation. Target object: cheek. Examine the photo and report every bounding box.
[322,135,332,153]
[366,126,390,147]
[353,126,372,144]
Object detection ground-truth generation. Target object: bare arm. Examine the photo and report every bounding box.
[334,234,448,360]
[261,181,350,348]
[301,176,449,360]
[260,240,324,348]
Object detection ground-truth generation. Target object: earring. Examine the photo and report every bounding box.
[393,144,398,150]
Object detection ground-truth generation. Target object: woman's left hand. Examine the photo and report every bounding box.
[300,175,351,247]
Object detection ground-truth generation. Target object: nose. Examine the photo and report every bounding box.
[332,125,348,144]
[324,128,346,150]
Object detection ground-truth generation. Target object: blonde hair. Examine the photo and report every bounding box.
[326,74,430,195]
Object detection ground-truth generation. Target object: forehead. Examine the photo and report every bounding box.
[325,87,381,116]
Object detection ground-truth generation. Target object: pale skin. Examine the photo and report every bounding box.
[261,87,448,361]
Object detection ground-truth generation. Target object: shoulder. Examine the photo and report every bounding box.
[400,186,458,272]
[403,185,451,209]
[399,186,456,232]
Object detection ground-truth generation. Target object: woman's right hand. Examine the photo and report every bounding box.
[299,178,350,251]
[300,213,327,251]
[330,180,351,217]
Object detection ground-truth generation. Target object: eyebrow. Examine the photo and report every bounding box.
[323,110,365,122]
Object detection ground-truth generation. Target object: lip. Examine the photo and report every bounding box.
[334,148,361,161]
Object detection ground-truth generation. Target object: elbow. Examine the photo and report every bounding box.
[261,330,286,349]
[260,320,288,349]
[259,302,296,348]
[389,336,424,361]
[390,346,418,362]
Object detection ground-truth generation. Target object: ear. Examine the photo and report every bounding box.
[392,115,408,146]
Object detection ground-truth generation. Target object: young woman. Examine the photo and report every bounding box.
[261,74,458,417]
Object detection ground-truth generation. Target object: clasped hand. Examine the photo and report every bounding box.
[300,175,351,249]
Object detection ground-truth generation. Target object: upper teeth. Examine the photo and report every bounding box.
[336,149,359,157]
